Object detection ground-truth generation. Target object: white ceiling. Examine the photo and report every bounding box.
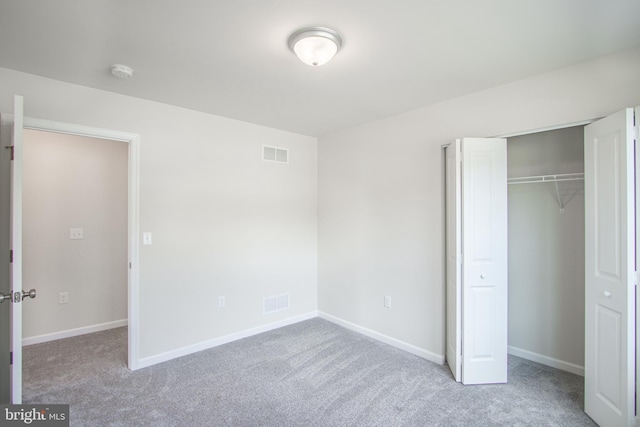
[1,0,639,137]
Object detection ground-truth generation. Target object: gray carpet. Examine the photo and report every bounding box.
[23,318,596,426]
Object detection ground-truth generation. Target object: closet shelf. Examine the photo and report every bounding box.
[507,173,584,185]
[507,173,584,213]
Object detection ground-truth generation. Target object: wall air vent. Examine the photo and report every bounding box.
[263,145,289,164]
[263,294,289,314]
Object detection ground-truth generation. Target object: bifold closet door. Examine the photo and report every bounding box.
[445,140,462,382]
[446,137,507,385]
[584,108,636,427]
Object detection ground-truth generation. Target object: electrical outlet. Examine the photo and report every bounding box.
[218,296,225,308]
[59,292,69,304]
[384,295,391,309]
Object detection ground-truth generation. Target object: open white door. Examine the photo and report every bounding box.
[10,95,24,404]
[460,137,508,385]
[637,106,640,427]
[445,141,462,381]
[584,108,636,427]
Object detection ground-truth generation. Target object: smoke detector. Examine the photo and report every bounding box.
[110,64,134,79]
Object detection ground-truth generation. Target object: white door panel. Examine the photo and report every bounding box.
[584,108,635,427]
[10,95,23,403]
[445,141,462,382]
[636,106,640,427]
[461,137,508,385]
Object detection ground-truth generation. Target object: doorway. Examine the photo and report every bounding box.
[1,106,140,403]
[21,129,128,347]
[443,123,588,381]
[444,110,638,426]
[19,117,141,374]
[506,125,585,375]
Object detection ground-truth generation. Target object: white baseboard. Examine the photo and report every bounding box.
[508,345,584,376]
[318,311,445,365]
[23,319,128,346]
[136,311,318,370]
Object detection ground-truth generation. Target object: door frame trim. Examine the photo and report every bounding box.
[492,119,598,139]
[22,117,141,370]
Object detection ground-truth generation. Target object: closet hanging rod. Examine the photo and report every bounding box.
[507,173,584,185]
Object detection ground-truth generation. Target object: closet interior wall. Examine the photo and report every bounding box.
[506,125,585,374]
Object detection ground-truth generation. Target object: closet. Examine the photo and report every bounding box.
[506,125,585,374]
[446,107,638,427]
[445,126,586,383]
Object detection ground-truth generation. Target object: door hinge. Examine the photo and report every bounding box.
[9,249,13,263]
[6,145,14,161]
[9,351,12,365]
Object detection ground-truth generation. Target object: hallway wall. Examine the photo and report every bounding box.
[22,130,128,342]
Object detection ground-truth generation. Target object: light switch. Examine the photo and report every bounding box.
[70,228,84,240]
[143,232,152,245]
[59,292,69,304]
[384,295,391,309]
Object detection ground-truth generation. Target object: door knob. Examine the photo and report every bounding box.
[21,288,36,301]
[480,274,486,279]
[0,292,11,303]
[603,291,612,298]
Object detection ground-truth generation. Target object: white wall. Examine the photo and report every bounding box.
[22,130,128,341]
[318,46,640,362]
[507,126,585,372]
[0,68,318,362]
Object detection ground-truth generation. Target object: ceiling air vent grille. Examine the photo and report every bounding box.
[263,145,289,164]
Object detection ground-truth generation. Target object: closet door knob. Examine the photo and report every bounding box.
[603,291,611,298]
[480,274,486,279]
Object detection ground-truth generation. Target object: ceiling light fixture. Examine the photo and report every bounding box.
[288,27,343,67]
[111,64,134,79]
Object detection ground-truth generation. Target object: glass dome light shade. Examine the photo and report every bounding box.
[288,27,343,67]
